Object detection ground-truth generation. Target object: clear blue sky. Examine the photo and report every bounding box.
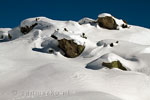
[0,0,150,28]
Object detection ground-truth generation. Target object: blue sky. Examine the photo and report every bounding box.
[0,0,150,28]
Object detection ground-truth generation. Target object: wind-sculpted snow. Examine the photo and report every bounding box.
[0,13,150,100]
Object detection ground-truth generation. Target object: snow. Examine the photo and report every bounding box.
[20,17,54,28]
[52,28,87,45]
[78,17,96,25]
[98,13,112,17]
[1,13,150,100]
[0,28,11,40]
[20,92,122,100]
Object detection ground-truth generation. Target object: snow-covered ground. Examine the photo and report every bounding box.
[0,13,150,100]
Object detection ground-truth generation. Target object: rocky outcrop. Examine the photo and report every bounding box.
[58,39,85,58]
[20,23,38,34]
[102,61,127,71]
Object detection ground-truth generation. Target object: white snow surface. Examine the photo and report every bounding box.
[78,17,96,25]
[98,13,112,17]
[0,13,150,100]
[0,28,11,39]
[52,28,86,45]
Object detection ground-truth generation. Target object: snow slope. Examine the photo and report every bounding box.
[0,14,150,100]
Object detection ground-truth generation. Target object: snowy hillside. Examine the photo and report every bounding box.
[0,13,150,100]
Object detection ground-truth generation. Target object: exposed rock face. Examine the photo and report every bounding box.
[20,23,38,34]
[102,61,127,71]
[58,39,85,58]
[97,16,118,30]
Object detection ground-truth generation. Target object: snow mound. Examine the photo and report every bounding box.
[86,53,138,70]
[52,28,87,45]
[140,47,150,54]
[78,17,96,25]
[0,28,11,40]
[20,17,54,29]
[98,13,112,17]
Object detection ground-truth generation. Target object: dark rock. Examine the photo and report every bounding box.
[8,34,12,40]
[35,18,40,21]
[122,24,128,28]
[0,35,3,39]
[48,49,54,54]
[20,23,38,34]
[58,39,85,58]
[110,43,114,47]
[64,28,68,32]
[122,20,129,28]
[123,20,127,24]
[102,61,127,71]
[116,41,119,43]
[81,33,87,39]
[51,34,58,40]
[97,16,118,30]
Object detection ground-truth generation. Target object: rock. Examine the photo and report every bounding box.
[102,61,127,71]
[51,34,58,40]
[110,43,114,47]
[58,39,85,58]
[81,33,87,39]
[122,24,128,28]
[20,23,38,34]
[123,20,127,24]
[97,13,129,29]
[120,20,129,28]
[116,41,119,43]
[8,34,12,40]
[0,35,3,39]
[97,16,118,29]
[64,28,68,32]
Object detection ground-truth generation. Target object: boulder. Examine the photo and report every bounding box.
[58,39,85,58]
[20,23,38,34]
[97,16,118,29]
[102,61,127,71]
